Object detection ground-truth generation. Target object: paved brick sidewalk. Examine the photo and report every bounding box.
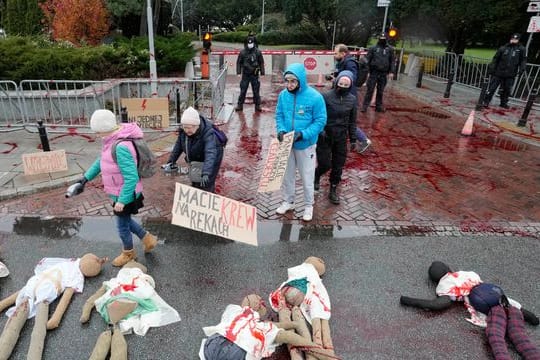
[1,76,539,237]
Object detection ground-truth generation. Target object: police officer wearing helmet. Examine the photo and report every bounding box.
[235,34,265,112]
[482,33,527,109]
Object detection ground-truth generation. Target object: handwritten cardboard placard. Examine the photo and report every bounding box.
[257,131,294,193]
[22,149,68,175]
[171,183,258,246]
[121,98,169,128]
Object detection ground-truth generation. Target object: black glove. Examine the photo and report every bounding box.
[77,177,88,186]
[277,131,286,142]
[200,174,209,188]
[325,74,333,81]
[294,131,303,142]
[349,141,357,152]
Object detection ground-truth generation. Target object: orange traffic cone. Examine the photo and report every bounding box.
[461,110,475,136]
[315,74,324,87]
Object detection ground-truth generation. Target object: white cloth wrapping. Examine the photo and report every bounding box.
[6,258,84,319]
[94,267,180,336]
[200,304,280,360]
[436,271,521,327]
[269,262,331,323]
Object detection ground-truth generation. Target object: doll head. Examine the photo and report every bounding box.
[79,253,107,277]
[428,261,451,283]
[304,256,326,277]
[241,294,267,318]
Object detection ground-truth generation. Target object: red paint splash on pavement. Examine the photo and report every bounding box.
[1,142,18,154]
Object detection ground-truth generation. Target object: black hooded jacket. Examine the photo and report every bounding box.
[321,72,357,142]
[236,40,265,76]
[490,42,527,78]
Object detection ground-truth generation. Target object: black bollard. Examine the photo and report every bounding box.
[176,89,181,123]
[475,78,490,111]
[37,120,50,152]
[120,107,128,123]
[444,69,454,98]
[517,88,538,127]
[416,62,424,88]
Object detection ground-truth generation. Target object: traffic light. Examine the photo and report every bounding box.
[203,32,212,52]
[388,26,398,40]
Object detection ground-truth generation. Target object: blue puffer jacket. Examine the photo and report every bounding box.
[275,63,327,150]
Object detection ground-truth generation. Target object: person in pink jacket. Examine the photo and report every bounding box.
[72,109,158,266]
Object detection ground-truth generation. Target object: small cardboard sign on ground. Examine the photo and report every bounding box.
[22,149,68,175]
[121,98,169,128]
[171,183,258,246]
[257,131,294,193]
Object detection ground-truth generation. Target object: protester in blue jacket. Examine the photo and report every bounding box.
[275,63,327,222]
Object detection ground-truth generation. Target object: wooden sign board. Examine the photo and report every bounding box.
[257,131,294,193]
[171,183,258,246]
[22,149,68,175]
[121,98,170,128]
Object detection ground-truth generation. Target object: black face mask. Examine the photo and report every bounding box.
[287,85,300,93]
[336,87,349,95]
[378,39,387,46]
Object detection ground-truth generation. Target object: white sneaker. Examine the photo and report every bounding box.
[276,202,295,215]
[302,206,313,221]
[0,261,9,278]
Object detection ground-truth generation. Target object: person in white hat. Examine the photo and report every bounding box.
[67,109,158,267]
[162,107,225,193]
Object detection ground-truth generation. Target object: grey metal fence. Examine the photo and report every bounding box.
[0,80,24,125]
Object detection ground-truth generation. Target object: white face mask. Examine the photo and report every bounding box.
[247,43,254,49]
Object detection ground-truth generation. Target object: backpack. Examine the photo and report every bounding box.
[112,138,157,178]
[212,124,228,147]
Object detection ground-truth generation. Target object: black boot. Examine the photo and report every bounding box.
[235,104,243,111]
[329,184,340,204]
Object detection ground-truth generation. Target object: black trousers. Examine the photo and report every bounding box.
[238,73,260,106]
[315,127,347,185]
[484,76,514,106]
[363,70,388,108]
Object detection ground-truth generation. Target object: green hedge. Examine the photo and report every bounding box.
[212,29,322,46]
[0,34,195,82]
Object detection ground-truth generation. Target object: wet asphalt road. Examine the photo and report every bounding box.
[0,217,538,359]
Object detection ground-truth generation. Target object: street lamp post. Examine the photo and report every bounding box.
[147,0,158,97]
[261,0,265,34]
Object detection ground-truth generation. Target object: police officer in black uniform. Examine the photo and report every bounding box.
[361,33,395,113]
[235,34,265,112]
[483,33,527,109]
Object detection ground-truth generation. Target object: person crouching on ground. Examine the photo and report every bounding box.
[77,109,157,267]
[315,71,357,205]
[275,63,327,222]
[163,106,224,193]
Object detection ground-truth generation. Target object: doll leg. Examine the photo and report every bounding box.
[0,300,30,360]
[312,318,323,346]
[274,330,339,360]
[110,325,128,360]
[47,287,75,330]
[89,330,112,360]
[27,301,49,360]
[291,307,318,360]
[0,291,19,313]
[507,306,540,360]
[486,305,511,360]
[321,319,335,353]
[278,306,303,360]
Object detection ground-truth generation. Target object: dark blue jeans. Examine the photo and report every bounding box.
[115,213,147,250]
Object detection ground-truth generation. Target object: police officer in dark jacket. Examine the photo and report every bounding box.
[315,71,357,205]
[235,34,265,112]
[163,107,224,193]
[483,33,527,109]
[361,33,395,113]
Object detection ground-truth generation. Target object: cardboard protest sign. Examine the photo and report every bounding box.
[22,149,68,175]
[171,183,258,246]
[121,98,169,128]
[257,131,294,193]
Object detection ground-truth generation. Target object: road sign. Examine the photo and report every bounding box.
[377,0,390,7]
[528,1,540,12]
[527,16,540,33]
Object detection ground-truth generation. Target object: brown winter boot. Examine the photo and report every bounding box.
[141,232,158,253]
[112,249,136,267]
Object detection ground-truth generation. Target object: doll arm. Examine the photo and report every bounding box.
[47,287,75,330]
[80,285,107,323]
[275,330,339,360]
[400,295,453,311]
[0,291,19,313]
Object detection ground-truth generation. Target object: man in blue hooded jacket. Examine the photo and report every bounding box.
[275,63,327,222]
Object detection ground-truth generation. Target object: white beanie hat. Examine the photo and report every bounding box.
[181,107,200,126]
[90,109,118,133]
